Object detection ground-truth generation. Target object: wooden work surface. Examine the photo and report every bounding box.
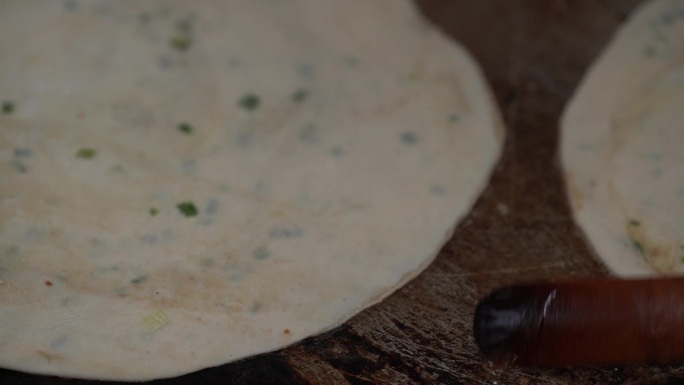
[3,1,683,384]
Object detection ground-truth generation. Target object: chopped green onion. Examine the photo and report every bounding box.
[130,275,148,284]
[138,309,168,332]
[175,19,193,34]
[239,94,260,111]
[149,208,159,216]
[2,101,14,114]
[291,89,308,103]
[170,35,191,51]
[177,123,193,134]
[176,201,198,217]
[632,240,644,254]
[76,148,96,159]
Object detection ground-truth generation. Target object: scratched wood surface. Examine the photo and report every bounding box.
[4,1,684,384]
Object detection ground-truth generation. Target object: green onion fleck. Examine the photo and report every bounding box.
[2,101,14,114]
[239,94,260,111]
[176,201,198,217]
[643,46,656,57]
[170,35,191,52]
[130,275,148,284]
[149,208,159,216]
[291,89,308,103]
[177,123,193,134]
[76,148,97,159]
[175,19,193,34]
[138,309,168,332]
[400,131,418,145]
[628,219,641,226]
[632,240,644,254]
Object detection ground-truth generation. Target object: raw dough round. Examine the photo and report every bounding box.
[0,0,503,380]
[562,0,684,276]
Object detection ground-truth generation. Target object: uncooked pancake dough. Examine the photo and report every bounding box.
[0,0,503,380]
[562,0,684,276]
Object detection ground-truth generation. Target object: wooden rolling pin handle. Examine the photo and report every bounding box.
[473,277,684,366]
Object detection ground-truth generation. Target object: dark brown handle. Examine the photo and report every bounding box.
[473,277,684,366]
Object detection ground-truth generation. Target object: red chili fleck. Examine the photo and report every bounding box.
[44,280,53,287]
[283,329,291,335]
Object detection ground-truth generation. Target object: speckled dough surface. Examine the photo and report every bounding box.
[0,0,503,380]
[562,0,684,275]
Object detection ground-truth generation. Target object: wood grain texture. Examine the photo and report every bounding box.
[3,1,684,384]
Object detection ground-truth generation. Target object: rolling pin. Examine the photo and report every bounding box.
[473,277,684,366]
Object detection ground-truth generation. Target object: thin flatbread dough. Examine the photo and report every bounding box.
[562,0,684,276]
[0,0,503,380]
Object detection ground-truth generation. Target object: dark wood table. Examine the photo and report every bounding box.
[4,1,683,384]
